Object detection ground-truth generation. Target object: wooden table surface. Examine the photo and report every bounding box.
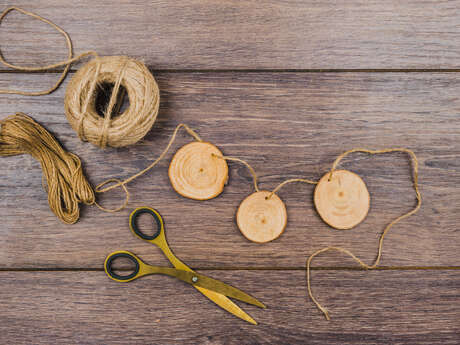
[1,1,459,344]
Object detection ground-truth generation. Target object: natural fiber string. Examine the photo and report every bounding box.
[0,6,98,96]
[306,148,422,320]
[267,178,317,200]
[213,155,260,192]
[94,123,202,212]
[213,155,319,201]
[0,7,160,149]
[0,113,95,224]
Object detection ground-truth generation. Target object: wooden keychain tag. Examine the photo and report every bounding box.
[169,141,228,200]
[237,191,287,243]
[314,169,370,230]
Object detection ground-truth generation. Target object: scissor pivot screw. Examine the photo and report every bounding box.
[192,276,198,283]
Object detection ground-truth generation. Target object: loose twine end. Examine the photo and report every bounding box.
[306,148,421,320]
[0,6,99,96]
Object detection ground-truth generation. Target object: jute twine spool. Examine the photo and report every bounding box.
[0,7,160,149]
[65,56,159,148]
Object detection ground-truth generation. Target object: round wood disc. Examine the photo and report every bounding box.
[236,191,287,243]
[314,169,370,230]
[168,141,228,200]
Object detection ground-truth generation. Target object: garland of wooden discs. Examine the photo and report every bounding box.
[97,129,422,321]
[97,124,419,252]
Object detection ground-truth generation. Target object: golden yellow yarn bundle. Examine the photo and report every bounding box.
[0,113,95,224]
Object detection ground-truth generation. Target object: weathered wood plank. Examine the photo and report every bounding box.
[1,72,459,268]
[1,1,460,69]
[0,270,458,344]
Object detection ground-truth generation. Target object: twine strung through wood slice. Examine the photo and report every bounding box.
[0,7,160,149]
[306,148,421,320]
[213,155,318,199]
[212,154,294,243]
[0,113,96,224]
[314,169,370,230]
[267,178,318,199]
[169,142,228,200]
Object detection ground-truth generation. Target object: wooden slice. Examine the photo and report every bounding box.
[314,169,370,230]
[168,142,228,200]
[236,191,287,243]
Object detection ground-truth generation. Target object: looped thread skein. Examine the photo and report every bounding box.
[0,113,95,224]
[0,7,160,149]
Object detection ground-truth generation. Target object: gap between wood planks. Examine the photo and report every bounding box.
[2,68,460,74]
[1,266,459,272]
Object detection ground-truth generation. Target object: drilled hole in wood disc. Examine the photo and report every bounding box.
[168,142,228,200]
[314,169,370,230]
[237,191,287,243]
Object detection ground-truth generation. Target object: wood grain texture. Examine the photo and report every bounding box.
[0,270,458,345]
[2,2,460,343]
[1,72,459,268]
[1,1,460,69]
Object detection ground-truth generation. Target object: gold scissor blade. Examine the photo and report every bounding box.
[187,272,265,309]
[194,285,257,325]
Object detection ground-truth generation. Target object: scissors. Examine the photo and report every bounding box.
[104,206,265,324]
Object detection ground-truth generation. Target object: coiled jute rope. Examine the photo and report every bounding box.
[0,7,159,149]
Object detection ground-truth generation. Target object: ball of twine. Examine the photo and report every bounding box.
[64,56,160,148]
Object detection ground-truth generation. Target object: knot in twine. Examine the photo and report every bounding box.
[0,113,95,224]
[65,56,160,148]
